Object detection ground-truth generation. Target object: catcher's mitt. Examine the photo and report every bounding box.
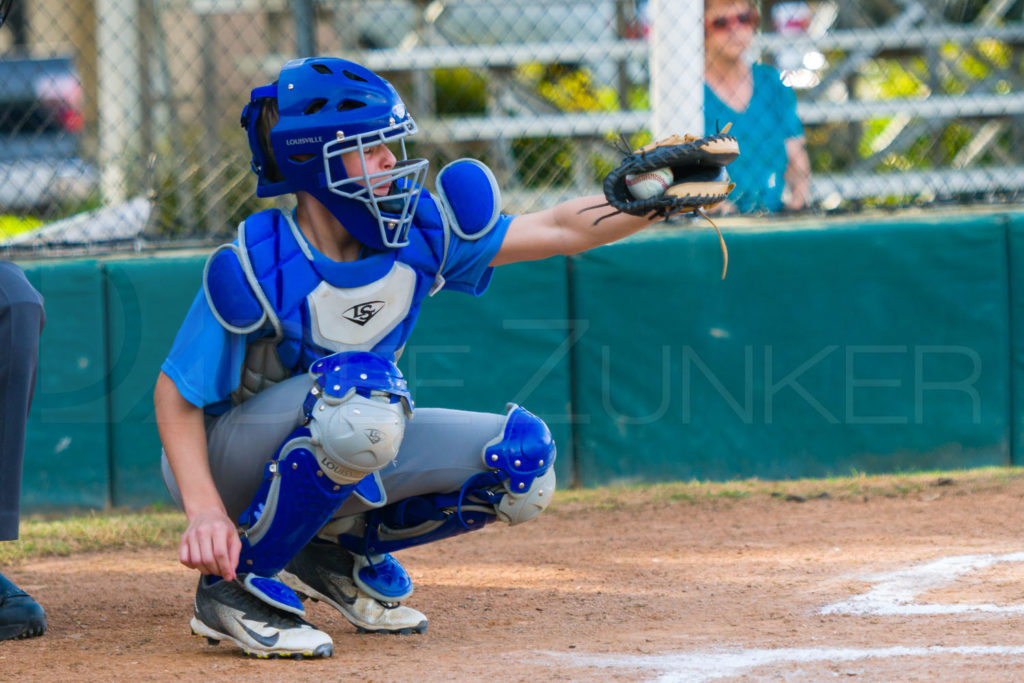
[585,125,740,278]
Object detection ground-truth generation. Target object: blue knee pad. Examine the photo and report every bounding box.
[333,404,556,601]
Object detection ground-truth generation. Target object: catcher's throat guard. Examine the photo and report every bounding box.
[587,126,740,278]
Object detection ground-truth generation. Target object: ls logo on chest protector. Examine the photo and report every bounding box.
[344,301,385,326]
[306,261,416,351]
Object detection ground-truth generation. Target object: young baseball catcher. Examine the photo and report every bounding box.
[154,56,738,659]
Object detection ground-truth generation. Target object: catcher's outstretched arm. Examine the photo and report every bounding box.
[490,194,662,267]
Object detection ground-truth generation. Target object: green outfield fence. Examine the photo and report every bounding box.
[15,207,1024,510]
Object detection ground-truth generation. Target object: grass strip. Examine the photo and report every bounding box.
[3,466,1023,564]
[0,507,186,566]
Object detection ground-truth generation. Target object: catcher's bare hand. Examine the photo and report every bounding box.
[180,508,242,580]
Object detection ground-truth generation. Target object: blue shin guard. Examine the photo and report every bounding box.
[235,427,360,613]
[332,473,506,602]
[231,351,412,613]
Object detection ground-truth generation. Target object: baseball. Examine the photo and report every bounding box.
[625,167,673,199]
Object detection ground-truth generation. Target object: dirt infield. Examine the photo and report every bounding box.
[5,471,1024,681]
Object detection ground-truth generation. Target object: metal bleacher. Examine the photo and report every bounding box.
[197,0,1024,210]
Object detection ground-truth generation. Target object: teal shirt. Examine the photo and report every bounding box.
[704,64,804,213]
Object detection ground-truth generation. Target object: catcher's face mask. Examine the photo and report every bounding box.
[241,57,428,250]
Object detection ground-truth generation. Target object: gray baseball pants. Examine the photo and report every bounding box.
[161,372,508,523]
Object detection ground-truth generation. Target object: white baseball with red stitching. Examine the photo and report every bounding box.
[624,167,672,199]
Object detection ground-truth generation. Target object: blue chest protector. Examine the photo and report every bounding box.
[203,159,502,384]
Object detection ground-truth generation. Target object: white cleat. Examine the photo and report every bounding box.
[190,576,333,659]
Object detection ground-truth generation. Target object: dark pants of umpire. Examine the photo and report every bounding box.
[0,262,44,542]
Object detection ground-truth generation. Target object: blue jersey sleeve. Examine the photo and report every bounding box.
[437,213,513,295]
[160,290,250,413]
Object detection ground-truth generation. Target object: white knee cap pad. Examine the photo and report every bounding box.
[496,467,556,525]
[307,389,409,485]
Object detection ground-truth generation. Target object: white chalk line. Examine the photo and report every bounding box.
[537,553,1024,680]
[821,551,1024,615]
[539,645,1024,683]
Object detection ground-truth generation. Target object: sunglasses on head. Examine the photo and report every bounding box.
[707,11,757,31]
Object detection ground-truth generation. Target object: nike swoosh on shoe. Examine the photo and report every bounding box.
[234,616,281,647]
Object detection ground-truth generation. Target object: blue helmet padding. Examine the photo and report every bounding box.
[203,244,266,334]
[435,159,501,240]
[240,83,287,195]
[270,59,406,181]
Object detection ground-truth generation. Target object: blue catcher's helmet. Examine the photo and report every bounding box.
[240,57,428,250]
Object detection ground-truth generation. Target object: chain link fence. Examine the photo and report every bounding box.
[1,0,1022,255]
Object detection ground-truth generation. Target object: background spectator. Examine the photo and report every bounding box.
[703,0,811,213]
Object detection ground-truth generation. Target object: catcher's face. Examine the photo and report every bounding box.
[341,143,398,197]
